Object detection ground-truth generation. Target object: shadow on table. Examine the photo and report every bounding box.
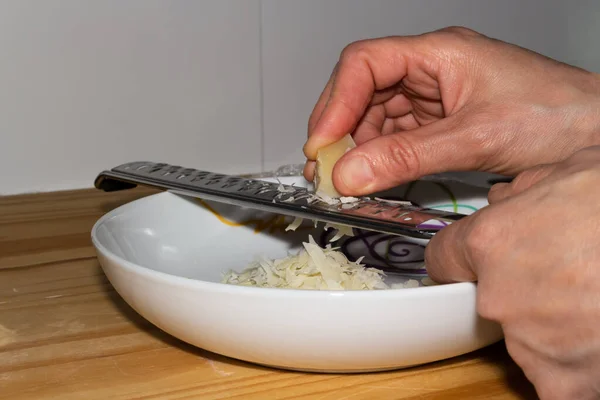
[98,261,538,399]
[480,342,539,400]
[407,341,539,400]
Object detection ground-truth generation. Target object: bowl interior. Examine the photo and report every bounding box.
[94,176,490,285]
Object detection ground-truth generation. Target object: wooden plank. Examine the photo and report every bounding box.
[0,188,158,269]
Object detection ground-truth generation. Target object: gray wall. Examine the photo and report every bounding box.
[1,0,597,194]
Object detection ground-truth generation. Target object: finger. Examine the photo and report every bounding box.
[487,163,556,204]
[370,84,401,106]
[331,114,481,196]
[307,63,338,137]
[393,113,419,131]
[424,214,478,283]
[382,118,396,135]
[381,114,420,135]
[304,36,418,159]
[303,160,316,182]
[486,182,509,203]
[352,105,386,144]
[382,92,413,118]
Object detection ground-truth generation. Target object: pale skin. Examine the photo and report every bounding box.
[303,27,600,399]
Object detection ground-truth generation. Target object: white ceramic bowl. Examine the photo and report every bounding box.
[92,176,503,373]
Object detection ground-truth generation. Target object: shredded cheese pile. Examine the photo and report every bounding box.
[221,235,389,290]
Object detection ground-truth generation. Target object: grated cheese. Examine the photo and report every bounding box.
[221,235,389,290]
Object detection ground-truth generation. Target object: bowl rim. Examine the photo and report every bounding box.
[91,189,477,299]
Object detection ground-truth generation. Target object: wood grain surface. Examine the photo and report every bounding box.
[0,188,539,399]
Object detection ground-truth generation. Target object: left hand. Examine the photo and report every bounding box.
[303,28,600,196]
[424,146,600,399]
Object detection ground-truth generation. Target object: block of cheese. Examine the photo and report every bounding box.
[314,134,356,198]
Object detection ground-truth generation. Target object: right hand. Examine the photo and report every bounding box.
[303,27,600,196]
[424,146,600,399]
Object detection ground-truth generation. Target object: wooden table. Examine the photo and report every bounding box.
[0,188,538,399]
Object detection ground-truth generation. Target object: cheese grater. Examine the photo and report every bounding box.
[94,161,467,239]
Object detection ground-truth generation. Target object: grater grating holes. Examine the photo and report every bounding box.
[148,163,168,174]
[220,178,243,189]
[205,174,226,185]
[162,165,182,176]
[190,171,210,183]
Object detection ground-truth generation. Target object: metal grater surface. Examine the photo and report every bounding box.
[94,161,467,239]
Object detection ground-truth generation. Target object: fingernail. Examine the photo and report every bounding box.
[340,156,374,192]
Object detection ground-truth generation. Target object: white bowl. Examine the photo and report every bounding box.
[91,176,503,373]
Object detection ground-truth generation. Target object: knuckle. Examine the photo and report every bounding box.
[455,110,505,156]
[438,25,480,38]
[432,26,482,45]
[380,134,422,178]
[464,217,494,263]
[339,40,372,64]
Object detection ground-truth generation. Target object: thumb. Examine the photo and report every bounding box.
[424,213,480,283]
[331,114,480,196]
[487,163,556,204]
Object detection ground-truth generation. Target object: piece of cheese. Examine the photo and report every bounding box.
[314,134,356,198]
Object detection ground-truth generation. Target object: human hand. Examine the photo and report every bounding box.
[425,146,600,399]
[303,27,600,196]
